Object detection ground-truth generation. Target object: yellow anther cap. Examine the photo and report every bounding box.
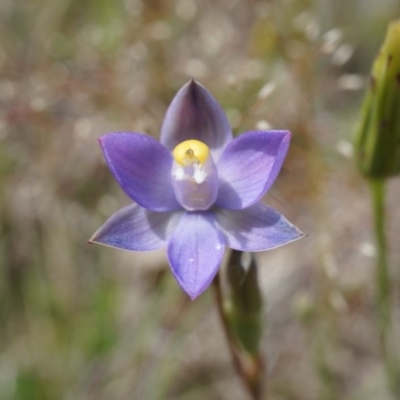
[173,140,210,167]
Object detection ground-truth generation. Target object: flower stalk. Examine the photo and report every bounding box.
[226,250,263,356]
[213,251,265,400]
[370,178,400,397]
[370,179,390,331]
[354,20,400,397]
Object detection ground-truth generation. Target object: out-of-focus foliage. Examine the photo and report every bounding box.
[355,20,400,179]
[1,0,400,399]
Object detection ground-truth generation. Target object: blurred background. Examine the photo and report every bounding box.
[1,0,400,399]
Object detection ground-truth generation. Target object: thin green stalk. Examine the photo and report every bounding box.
[369,178,400,397]
[370,178,390,331]
[213,272,264,400]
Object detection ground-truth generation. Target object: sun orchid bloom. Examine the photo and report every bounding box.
[89,80,303,299]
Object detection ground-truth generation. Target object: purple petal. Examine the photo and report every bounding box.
[89,204,181,251]
[167,212,225,299]
[216,131,291,210]
[99,132,181,212]
[160,80,232,161]
[216,202,304,251]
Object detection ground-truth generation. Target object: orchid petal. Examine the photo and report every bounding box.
[89,204,181,251]
[160,80,232,161]
[167,212,225,299]
[216,202,304,251]
[215,131,291,210]
[99,132,181,212]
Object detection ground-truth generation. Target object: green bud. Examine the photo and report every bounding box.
[226,250,263,355]
[355,20,400,178]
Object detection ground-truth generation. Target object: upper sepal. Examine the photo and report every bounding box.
[160,80,233,161]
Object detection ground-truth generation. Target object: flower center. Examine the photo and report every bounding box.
[171,140,218,211]
[173,140,210,167]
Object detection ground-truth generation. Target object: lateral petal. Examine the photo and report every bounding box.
[216,131,291,209]
[99,132,181,212]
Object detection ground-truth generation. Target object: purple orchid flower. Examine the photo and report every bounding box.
[89,80,304,300]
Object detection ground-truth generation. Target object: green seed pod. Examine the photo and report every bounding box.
[226,250,263,355]
[355,20,400,178]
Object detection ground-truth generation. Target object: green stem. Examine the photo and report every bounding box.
[370,178,390,331]
[212,272,264,400]
[369,178,400,397]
